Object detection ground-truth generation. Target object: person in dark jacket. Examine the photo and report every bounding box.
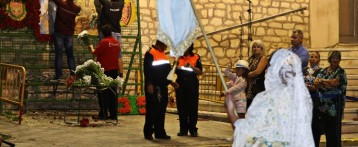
[175,44,202,137]
[52,0,81,80]
[97,0,124,41]
[143,40,179,140]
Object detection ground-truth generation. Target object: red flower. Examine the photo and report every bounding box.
[66,75,77,88]
[136,96,146,107]
[80,117,89,127]
[136,96,146,115]
[118,97,131,114]
[139,108,146,115]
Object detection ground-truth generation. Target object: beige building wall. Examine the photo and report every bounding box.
[309,0,339,48]
[139,0,310,64]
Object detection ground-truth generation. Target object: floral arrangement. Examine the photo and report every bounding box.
[73,59,123,87]
[118,97,131,114]
[136,96,146,115]
[78,30,90,45]
[0,0,51,41]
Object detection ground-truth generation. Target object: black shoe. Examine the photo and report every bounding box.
[189,128,198,137]
[155,135,171,140]
[144,135,153,140]
[177,131,188,136]
[190,132,198,137]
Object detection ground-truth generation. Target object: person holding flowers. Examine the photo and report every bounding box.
[88,24,123,120]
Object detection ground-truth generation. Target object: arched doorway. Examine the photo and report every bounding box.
[340,0,358,42]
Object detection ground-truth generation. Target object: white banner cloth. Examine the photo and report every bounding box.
[156,0,199,58]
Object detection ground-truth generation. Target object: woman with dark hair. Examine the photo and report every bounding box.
[314,50,347,147]
[175,44,203,137]
[304,51,322,147]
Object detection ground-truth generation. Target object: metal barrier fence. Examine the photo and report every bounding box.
[198,63,227,103]
[0,63,26,124]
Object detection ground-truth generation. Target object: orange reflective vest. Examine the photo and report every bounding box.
[149,48,170,66]
[177,54,199,67]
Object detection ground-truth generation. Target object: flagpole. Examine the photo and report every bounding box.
[189,0,228,91]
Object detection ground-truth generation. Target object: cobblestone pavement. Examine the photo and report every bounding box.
[0,111,233,147]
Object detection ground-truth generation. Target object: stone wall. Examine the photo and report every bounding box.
[139,0,309,65]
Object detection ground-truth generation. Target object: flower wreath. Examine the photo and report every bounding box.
[0,0,51,41]
[136,96,146,115]
[118,97,131,114]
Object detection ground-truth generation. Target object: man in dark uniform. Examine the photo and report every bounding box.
[175,44,202,137]
[143,40,179,140]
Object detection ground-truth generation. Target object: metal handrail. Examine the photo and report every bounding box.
[198,7,307,38]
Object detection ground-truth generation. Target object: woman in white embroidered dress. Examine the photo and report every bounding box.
[225,49,314,147]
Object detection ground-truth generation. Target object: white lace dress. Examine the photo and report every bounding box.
[232,49,314,147]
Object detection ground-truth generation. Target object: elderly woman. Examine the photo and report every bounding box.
[313,50,347,147]
[225,49,314,146]
[246,40,268,109]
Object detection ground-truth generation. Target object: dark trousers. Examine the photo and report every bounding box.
[320,112,342,147]
[175,78,199,132]
[311,94,322,147]
[54,33,75,79]
[315,97,343,147]
[143,86,168,137]
[97,70,118,119]
[311,103,322,147]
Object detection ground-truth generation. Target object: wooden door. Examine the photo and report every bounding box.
[340,0,358,42]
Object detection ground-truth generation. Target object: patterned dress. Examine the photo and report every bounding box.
[316,67,347,117]
[315,66,347,146]
[247,55,266,101]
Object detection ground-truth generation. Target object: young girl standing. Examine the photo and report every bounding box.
[222,60,250,123]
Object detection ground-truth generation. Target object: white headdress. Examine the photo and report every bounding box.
[233,49,314,147]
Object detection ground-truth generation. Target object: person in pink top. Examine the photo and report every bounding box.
[222,60,250,123]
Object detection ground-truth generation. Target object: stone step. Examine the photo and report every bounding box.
[342,120,358,134]
[343,108,358,120]
[346,100,358,108]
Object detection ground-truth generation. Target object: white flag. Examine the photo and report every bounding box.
[156,0,199,58]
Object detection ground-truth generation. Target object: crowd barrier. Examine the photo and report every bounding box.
[0,63,26,124]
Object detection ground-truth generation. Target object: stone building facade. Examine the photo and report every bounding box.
[139,0,310,65]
